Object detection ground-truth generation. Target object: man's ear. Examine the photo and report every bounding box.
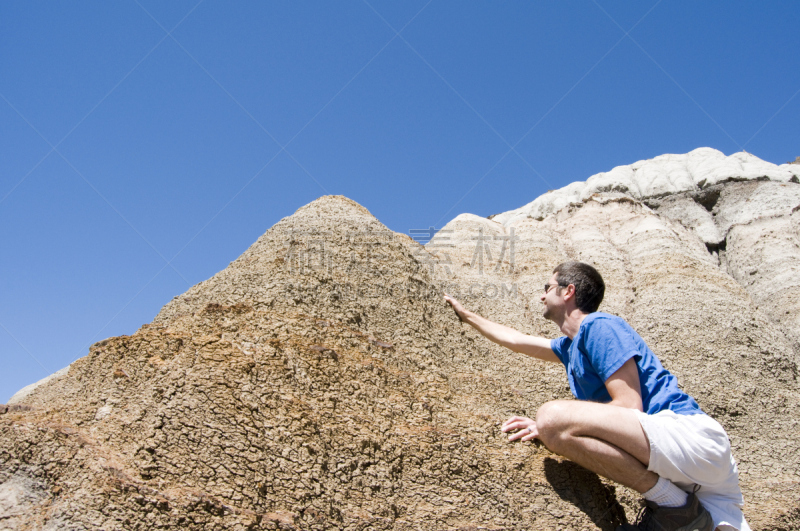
[563,284,576,301]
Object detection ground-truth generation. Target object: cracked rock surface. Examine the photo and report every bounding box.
[3,149,799,530]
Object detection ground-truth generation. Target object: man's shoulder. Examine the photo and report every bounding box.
[579,312,642,352]
[581,312,630,329]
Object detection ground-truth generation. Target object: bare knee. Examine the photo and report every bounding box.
[535,400,572,452]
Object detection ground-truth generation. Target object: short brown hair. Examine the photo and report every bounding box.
[553,261,605,313]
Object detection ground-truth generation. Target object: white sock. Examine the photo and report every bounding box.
[643,477,689,508]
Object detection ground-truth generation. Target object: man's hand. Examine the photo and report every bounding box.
[501,416,539,442]
[443,293,466,322]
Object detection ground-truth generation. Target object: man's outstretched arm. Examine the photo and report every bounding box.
[444,294,560,363]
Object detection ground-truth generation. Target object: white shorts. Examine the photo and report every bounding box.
[635,410,750,531]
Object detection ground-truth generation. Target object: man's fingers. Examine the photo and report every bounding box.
[501,416,531,431]
[507,426,537,441]
[443,293,462,309]
[502,417,538,441]
[507,430,526,441]
[445,295,464,323]
[501,422,521,433]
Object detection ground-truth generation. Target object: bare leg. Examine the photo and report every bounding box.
[534,400,658,494]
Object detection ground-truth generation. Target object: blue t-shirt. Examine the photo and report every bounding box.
[550,312,702,415]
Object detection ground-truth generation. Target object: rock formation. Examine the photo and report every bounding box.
[2,148,798,530]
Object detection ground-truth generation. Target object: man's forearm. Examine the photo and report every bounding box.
[460,309,528,350]
[444,294,557,361]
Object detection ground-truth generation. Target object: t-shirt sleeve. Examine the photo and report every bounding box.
[582,318,639,382]
[550,336,570,367]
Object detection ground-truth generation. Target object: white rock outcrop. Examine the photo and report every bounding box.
[492,148,800,225]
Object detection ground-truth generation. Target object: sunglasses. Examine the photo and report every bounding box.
[544,283,566,293]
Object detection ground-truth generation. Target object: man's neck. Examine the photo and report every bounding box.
[559,309,589,339]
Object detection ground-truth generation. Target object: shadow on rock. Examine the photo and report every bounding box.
[544,457,628,531]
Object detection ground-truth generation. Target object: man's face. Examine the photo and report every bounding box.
[540,273,564,321]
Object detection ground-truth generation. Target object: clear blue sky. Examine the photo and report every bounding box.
[2,1,798,402]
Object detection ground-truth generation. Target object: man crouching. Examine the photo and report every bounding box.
[444,261,748,531]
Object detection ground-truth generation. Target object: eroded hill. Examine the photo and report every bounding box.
[2,149,799,530]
